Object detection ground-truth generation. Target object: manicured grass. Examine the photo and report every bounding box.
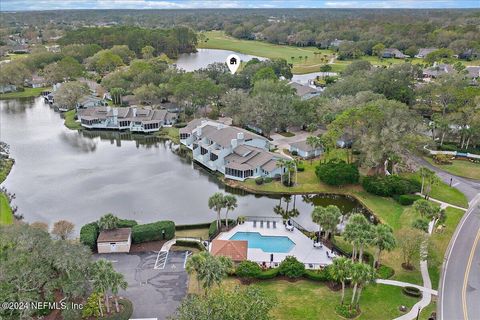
[155,127,180,143]
[175,227,209,239]
[359,55,425,67]
[198,31,335,74]
[403,172,468,208]
[215,278,419,320]
[0,159,14,184]
[64,110,83,130]
[424,157,480,180]
[0,193,13,225]
[0,87,49,99]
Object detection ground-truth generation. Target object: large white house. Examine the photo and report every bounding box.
[77,106,177,133]
[180,119,288,181]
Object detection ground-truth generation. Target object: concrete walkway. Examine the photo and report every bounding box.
[376,278,438,296]
[415,193,468,211]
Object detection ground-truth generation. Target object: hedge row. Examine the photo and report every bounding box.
[117,219,138,228]
[362,175,420,197]
[80,222,100,251]
[175,239,207,251]
[176,222,211,231]
[402,286,422,298]
[393,194,422,206]
[131,220,175,244]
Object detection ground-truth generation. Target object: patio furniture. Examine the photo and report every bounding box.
[286,224,294,232]
[313,242,323,249]
[267,221,270,228]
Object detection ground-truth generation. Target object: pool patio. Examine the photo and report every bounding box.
[215,220,334,269]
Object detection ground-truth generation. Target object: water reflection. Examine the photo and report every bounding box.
[1,98,369,233]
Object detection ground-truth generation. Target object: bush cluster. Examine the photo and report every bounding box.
[315,160,359,186]
[255,268,280,279]
[131,220,175,244]
[117,219,138,228]
[402,286,422,298]
[278,256,305,278]
[236,260,262,279]
[264,177,273,183]
[79,222,100,250]
[394,194,422,206]
[304,268,332,281]
[255,177,264,185]
[362,175,420,197]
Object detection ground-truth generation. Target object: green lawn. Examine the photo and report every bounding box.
[63,110,83,130]
[403,172,468,208]
[217,278,418,320]
[198,31,335,74]
[0,87,50,100]
[424,157,480,180]
[175,227,209,239]
[0,193,13,225]
[155,127,180,143]
[0,159,14,184]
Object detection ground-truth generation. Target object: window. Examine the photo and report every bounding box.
[201,147,208,155]
[180,133,190,139]
[210,153,218,161]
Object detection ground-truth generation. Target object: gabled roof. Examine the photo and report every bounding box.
[289,81,319,97]
[211,239,248,261]
[290,139,323,152]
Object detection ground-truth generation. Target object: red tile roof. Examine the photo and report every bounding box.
[211,239,248,262]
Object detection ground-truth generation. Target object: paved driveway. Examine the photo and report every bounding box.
[94,251,189,319]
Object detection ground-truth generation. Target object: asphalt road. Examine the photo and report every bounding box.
[414,157,480,320]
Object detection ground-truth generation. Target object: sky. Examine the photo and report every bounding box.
[1,0,479,11]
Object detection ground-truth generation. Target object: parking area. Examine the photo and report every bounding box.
[94,250,189,320]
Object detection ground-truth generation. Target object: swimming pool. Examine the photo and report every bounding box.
[229,232,295,253]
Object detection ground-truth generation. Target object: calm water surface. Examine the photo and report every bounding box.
[0,98,364,232]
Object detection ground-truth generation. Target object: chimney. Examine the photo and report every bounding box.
[231,138,238,148]
[237,132,244,141]
[197,127,202,136]
[112,108,118,125]
[132,107,137,118]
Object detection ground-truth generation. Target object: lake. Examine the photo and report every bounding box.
[175,48,335,84]
[0,98,366,232]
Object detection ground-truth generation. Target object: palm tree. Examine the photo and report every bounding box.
[419,167,439,200]
[90,259,117,315]
[98,213,119,231]
[276,158,287,184]
[311,205,341,240]
[350,263,375,308]
[370,224,396,268]
[186,252,232,295]
[412,199,434,218]
[110,272,128,313]
[343,214,373,262]
[306,136,322,164]
[329,257,352,305]
[208,192,225,230]
[223,195,237,229]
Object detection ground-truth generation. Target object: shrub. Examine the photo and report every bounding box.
[297,163,305,172]
[117,219,138,228]
[396,194,422,205]
[99,299,133,320]
[236,260,262,279]
[304,268,332,282]
[278,256,305,278]
[402,286,422,298]
[264,177,273,183]
[315,160,359,186]
[433,154,453,165]
[362,175,420,197]
[335,304,358,318]
[376,265,395,279]
[255,268,279,279]
[131,220,175,244]
[412,218,429,233]
[255,177,264,185]
[80,222,100,250]
[291,150,298,156]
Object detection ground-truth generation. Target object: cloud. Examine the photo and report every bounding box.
[0,0,478,11]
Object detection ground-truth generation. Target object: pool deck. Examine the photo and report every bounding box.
[216,221,333,269]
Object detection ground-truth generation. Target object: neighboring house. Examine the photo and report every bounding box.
[0,84,16,93]
[422,63,454,79]
[336,133,353,148]
[76,95,107,109]
[45,44,60,53]
[465,66,480,81]
[289,139,323,159]
[180,119,288,181]
[288,81,321,100]
[26,75,47,88]
[330,39,345,48]
[78,106,177,132]
[415,48,437,59]
[97,228,132,253]
[459,49,479,60]
[210,239,248,262]
[382,48,409,59]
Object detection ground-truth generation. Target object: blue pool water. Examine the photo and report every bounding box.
[229,232,295,253]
